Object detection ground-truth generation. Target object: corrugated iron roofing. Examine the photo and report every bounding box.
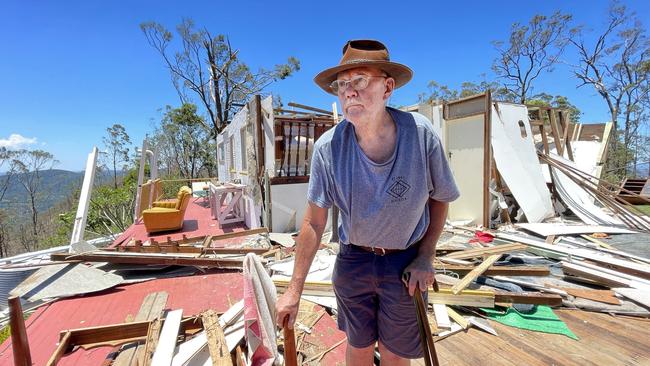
[0,268,37,311]
[0,271,244,366]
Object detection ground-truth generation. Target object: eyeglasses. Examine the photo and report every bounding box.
[329,74,387,94]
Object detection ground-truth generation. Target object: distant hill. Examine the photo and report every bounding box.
[0,169,123,223]
[0,170,83,219]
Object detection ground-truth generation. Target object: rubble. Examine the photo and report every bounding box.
[1,97,649,365]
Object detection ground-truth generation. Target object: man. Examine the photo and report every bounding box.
[276,40,459,365]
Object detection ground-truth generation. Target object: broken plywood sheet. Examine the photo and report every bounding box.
[10,263,122,302]
[516,223,635,236]
[491,103,554,222]
[299,301,346,366]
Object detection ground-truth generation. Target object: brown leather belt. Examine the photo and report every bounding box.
[352,244,402,256]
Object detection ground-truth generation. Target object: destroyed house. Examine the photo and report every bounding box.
[0,92,649,365]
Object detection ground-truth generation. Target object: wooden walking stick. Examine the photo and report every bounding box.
[405,272,440,366]
[282,316,298,366]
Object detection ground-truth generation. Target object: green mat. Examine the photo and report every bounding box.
[482,305,579,340]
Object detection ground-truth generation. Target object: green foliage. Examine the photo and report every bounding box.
[527,93,582,123]
[141,19,300,137]
[419,79,514,103]
[492,11,572,103]
[153,103,216,179]
[88,179,136,235]
[102,123,132,189]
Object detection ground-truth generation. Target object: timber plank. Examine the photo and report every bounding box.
[201,310,232,366]
[433,264,550,276]
[443,243,527,260]
[113,291,168,366]
[451,254,501,294]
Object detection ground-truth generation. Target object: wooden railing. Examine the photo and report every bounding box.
[272,116,335,184]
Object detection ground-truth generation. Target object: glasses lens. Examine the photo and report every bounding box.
[351,76,369,91]
[329,80,340,93]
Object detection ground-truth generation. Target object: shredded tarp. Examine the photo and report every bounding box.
[243,253,280,366]
[482,305,579,340]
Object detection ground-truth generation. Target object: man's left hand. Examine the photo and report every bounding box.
[403,256,436,296]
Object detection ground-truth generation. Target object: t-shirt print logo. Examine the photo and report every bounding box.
[387,177,411,200]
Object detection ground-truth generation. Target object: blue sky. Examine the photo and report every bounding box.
[1,0,649,171]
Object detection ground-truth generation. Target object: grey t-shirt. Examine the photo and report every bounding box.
[307,107,459,250]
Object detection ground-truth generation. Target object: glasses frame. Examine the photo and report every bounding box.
[329,74,388,94]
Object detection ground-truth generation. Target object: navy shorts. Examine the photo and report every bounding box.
[332,243,424,359]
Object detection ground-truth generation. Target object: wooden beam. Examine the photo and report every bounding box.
[493,291,563,306]
[442,243,527,260]
[9,296,32,366]
[141,318,163,366]
[50,252,246,268]
[201,310,233,366]
[45,331,71,366]
[434,264,550,276]
[287,102,333,116]
[428,288,496,308]
[451,254,501,294]
[483,91,492,228]
[113,292,168,366]
[445,307,470,330]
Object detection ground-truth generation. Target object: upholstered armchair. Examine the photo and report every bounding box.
[142,186,192,233]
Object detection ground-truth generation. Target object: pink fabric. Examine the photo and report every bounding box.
[243,253,278,365]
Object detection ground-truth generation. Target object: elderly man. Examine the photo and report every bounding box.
[276,40,459,365]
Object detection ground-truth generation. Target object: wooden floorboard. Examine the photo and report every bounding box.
[413,309,650,366]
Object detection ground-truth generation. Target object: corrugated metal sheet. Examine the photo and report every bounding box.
[0,268,37,311]
[0,271,244,366]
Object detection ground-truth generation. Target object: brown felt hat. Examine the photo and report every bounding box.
[314,39,413,95]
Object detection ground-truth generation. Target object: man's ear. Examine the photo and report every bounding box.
[383,77,395,100]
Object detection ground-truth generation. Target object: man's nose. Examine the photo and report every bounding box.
[342,83,358,98]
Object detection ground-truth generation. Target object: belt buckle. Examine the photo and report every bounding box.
[372,247,386,256]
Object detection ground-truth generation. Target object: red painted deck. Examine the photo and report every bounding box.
[0,272,244,366]
[111,200,248,248]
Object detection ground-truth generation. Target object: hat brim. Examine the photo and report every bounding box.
[314,60,413,95]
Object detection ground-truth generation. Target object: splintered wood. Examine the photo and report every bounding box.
[294,300,346,366]
[201,310,232,366]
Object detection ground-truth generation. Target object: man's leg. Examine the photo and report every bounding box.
[378,341,410,365]
[346,343,375,366]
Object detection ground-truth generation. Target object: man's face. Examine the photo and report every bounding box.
[336,66,395,122]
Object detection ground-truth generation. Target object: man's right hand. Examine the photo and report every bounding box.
[276,290,301,330]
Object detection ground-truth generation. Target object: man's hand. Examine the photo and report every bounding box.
[276,290,301,330]
[403,255,436,296]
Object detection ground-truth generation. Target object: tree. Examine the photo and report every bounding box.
[492,11,573,103]
[102,124,132,189]
[141,19,300,139]
[0,147,19,202]
[527,93,582,123]
[13,149,57,250]
[154,103,215,179]
[570,2,650,178]
[419,78,512,103]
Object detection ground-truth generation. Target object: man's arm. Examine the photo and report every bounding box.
[276,202,329,329]
[404,198,448,296]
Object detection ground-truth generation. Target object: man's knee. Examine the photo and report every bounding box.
[378,342,411,366]
[346,343,375,366]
